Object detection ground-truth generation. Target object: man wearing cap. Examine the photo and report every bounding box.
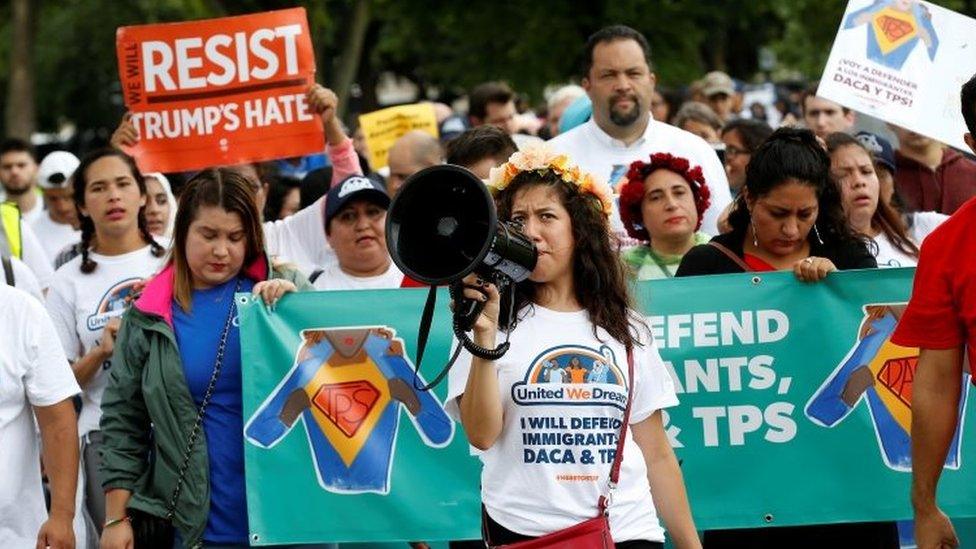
[701,71,738,123]
[33,151,82,266]
[547,25,731,236]
[310,174,409,290]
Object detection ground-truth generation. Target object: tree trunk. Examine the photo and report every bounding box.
[333,0,371,120]
[6,0,35,139]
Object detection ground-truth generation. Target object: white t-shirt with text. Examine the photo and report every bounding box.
[548,118,732,236]
[0,285,80,546]
[45,245,167,436]
[446,306,678,543]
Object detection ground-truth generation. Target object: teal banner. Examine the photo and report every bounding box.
[238,289,481,545]
[636,268,974,530]
[240,268,976,543]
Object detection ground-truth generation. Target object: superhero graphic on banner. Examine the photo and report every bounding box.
[844,0,940,70]
[805,304,968,472]
[245,326,454,494]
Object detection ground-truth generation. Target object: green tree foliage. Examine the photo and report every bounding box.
[1,0,973,136]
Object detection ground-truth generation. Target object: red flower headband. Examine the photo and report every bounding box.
[618,152,712,241]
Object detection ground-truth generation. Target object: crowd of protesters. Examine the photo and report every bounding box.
[2,20,976,549]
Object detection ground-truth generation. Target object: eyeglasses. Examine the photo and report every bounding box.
[724,145,751,159]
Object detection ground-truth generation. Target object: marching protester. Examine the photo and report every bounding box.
[386,130,444,196]
[677,128,894,546]
[447,144,700,548]
[892,72,976,549]
[721,118,774,197]
[890,123,976,215]
[0,284,81,549]
[699,71,738,123]
[544,84,587,139]
[98,169,313,548]
[445,126,518,180]
[671,102,724,146]
[1,137,44,223]
[854,131,948,244]
[45,148,168,541]
[677,128,877,279]
[618,153,712,279]
[548,25,732,235]
[826,132,922,267]
[143,172,177,239]
[34,150,82,265]
[800,84,856,139]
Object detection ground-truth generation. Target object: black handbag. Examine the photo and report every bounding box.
[130,279,240,548]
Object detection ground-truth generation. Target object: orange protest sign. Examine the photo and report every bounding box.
[116,8,324,173]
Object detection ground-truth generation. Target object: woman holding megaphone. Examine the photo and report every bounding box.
[446,145,701,548]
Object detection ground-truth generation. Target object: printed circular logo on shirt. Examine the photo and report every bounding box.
[86,277,144,331]
[512,344,629,410]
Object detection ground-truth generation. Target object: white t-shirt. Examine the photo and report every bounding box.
[21,200,44,226]
[446,306,678,543]
[0,285,80,547]
[264,195,336,276]
[45,245,167,436]
[548,118,733,237]
[908,211,948,244]
[31,213,80,267]
[19,221,55,290]
[312,262,404,290]
[2,255,43,301]
[871,232,918,268]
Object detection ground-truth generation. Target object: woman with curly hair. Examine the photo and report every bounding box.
[677,127,877,281]
[619,153,712,279]
[446,145,701,548]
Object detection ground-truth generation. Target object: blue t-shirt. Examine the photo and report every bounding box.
[172,276,255,544]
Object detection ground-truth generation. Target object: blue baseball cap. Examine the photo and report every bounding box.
[325,175,390,226]
[855,131,897,174]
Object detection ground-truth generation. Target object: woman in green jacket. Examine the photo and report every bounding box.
[98,168,312,548]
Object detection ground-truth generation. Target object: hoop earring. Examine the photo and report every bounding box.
[751,223,758,247]
[814,224,824,245]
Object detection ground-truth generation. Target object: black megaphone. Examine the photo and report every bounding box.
[386,165,537,377]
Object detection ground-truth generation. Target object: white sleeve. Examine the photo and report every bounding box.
[10,256,43,302]
[912,211,949,243]
[18,222,54,290]
[44,278,82,362]
[23,294,80,407]
[628,335,679,425]
[444,340,472,422]
[696,144,732,237]
[263,195,334,274]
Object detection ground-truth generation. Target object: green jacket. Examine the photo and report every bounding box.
[99,255,311,547]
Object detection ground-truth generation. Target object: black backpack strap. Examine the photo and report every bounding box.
[2,255,14,286]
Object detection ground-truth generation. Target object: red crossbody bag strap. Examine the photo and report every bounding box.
[597,348,635,515]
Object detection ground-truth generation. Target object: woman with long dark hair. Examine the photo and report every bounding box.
[677,127,877,279]
[677,129,893,546]
[45,148,167,542]
[98,169,312,548]
[447,145,700,548]
[826,132,920,267]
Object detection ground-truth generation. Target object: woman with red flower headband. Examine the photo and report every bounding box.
[446,144,700,549]
[619,153,712,279]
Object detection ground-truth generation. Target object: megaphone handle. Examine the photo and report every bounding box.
[448,281,485,332]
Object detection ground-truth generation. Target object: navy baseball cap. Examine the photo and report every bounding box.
[325,175,391,226]
[855,131,897,175]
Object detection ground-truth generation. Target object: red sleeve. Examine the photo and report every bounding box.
[891,234,965,349]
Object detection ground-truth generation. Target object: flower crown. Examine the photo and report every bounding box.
[619,152,712,240]
[486,144,613,217]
